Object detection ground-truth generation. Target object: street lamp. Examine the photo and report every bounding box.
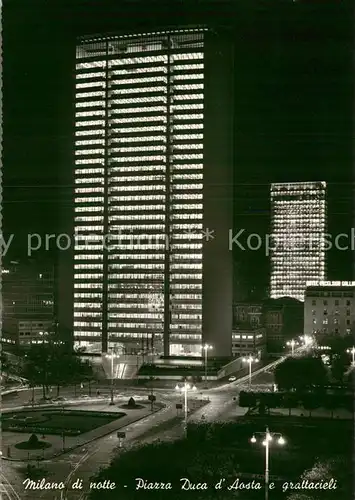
[105,350,121,405]
[175,381,197,438]
[346,347,355,366]
[202,343,213,383]
[242,355,259,390]
[250,427,286,500]
[286,339,298,356]
[299,335,312,347]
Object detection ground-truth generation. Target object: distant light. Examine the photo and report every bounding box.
[278,436,285,445]
[250,435,256,443]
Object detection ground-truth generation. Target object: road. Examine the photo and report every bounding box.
[1,357,280,500]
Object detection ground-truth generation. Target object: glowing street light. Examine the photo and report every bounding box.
[175,381,197,438]
[299,334,312,347]
[105,349,121,405]
[242,355,259,390]
[202,343,213,383]
[286,339,299,356]
[317,345,331,351]
[346,347,355,366]
[250,427,286,500]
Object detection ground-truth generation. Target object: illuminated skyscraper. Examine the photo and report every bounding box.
[73,27,234,357]
[270,181,326,302]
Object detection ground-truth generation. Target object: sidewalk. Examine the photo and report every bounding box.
[2,398,165,462]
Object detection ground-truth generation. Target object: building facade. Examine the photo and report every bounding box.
[304,281,355,338]
[73,27,233,357]
[231,326,266,359]
[270,181,326,302]
[1,259,55,346]
[233,302,263,328]
[263,297,304,351]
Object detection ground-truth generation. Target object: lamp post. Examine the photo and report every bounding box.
[202,343,213,383]
[242,355,259,390]
[286,339,298,356]
[105,349,121,405]
[346,347,355,366]
[250,427,285,500]
[175,381,197,438]
[299,335,312,347]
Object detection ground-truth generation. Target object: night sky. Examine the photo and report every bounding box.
[3,0,354,291]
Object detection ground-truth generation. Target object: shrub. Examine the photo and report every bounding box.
[127,397,136,408]
[28,434,39,446]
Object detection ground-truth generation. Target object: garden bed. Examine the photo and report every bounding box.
[1,409,125,436]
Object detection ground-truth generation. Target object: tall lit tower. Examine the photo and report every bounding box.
[72,27,234,357]
[270,181,326,302]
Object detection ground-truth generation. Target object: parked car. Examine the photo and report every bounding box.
[52,396,66,402]
[228,376,237,382]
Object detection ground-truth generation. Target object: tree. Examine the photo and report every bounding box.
[302,393,320,417]
[288,457,351,500]
[330,353,348,383]
[22,345,53,399]
[283,392,299,416]
[238,391,257,409]
[323,395,336,419]
[0,346,9,382]
[274,356,328,392]
[21,343,93,400]
[81,359,96,396]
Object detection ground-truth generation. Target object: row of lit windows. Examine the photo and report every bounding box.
[75,216,104,222]
[74,283,103,288]
[76,130,105,137]
[76,169,105,176]
[114,86,167,95]
[107,203,203,212]
[76,101,105,108]
[74,254,103,260]
[110,214,165,221]
[76,272,203,280]
[108,313,161,319]
[108,263,164,270]
[108,322,161,329]
[74,302,102,308]
[75,197,104,204]
[74,274,103,279]
[110,96,168,105]
[76,139,105,146]
[75,187,105,194]
[74,293,102,298]
[76,91,105,99]
[108,185,165,193]
[75,263,104,269]
[76,120,105,127]
[76,111,105,118]
[106,222,201,230]
[74,321,101,327]
[75,159,105,165]
[74,312,102,318]
[106,194,203,202]
[108,55,168,65]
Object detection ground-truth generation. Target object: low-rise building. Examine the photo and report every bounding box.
[304,281,355,338]
[232,325,266,359]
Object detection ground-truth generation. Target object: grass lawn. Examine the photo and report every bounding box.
[1,409,125,435]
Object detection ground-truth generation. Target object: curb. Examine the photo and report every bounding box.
[2,403,166,463]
